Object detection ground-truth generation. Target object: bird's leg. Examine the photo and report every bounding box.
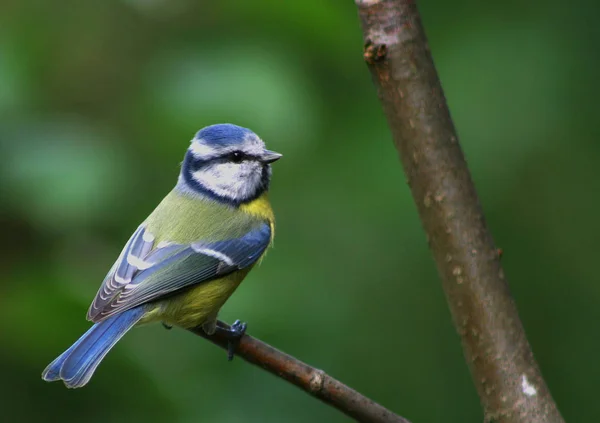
[202,319,217,335]
[161,322,173,330]
[215,320,247,361]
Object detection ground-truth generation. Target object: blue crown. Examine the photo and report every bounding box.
[195,124,254,147]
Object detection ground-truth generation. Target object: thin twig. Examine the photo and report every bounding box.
[189,323,411,423]
[355,1,564,422]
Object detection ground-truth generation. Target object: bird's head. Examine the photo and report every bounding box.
[178,124,282,206]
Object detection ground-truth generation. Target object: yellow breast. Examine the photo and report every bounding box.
[241,193,276,240]
[155,268,252,328]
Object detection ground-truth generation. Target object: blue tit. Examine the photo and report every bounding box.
[42,123,282,388]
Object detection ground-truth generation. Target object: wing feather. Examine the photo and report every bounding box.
[88,222,271,322]
[88,224,152,320]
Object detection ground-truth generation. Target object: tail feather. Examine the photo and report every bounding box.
[42,307,145,388]
[42,325,96,382]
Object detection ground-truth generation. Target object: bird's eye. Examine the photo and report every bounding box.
[229,151,244,163]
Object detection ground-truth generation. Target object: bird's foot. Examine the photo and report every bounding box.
[162,322,173,330]
[216,320,247,361]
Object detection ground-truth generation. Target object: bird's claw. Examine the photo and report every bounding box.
[216,319,247,361]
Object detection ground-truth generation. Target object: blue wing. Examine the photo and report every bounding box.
[87,222,271,322]
[87,224,156,320]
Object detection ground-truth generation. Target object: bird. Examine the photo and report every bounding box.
[42,123,281,388]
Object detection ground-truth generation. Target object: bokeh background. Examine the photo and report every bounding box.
[1,1,598,422]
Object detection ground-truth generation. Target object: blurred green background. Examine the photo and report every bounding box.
[0,0,597,422]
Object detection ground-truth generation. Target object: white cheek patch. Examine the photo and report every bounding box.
[192,162,263,201]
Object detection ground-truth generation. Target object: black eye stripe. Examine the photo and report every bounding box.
[186,150,261,168]
[222,151,262,163]
[229,151,244,163]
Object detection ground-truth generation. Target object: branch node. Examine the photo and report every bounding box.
[364,40,388,64]
[309,369,326,394]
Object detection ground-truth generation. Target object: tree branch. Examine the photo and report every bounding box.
[355,1,564,422]
[189,323,411,423]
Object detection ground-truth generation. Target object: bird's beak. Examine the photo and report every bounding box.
[261,150,282,164]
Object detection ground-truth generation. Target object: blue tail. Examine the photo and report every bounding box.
[42,307,145,388]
